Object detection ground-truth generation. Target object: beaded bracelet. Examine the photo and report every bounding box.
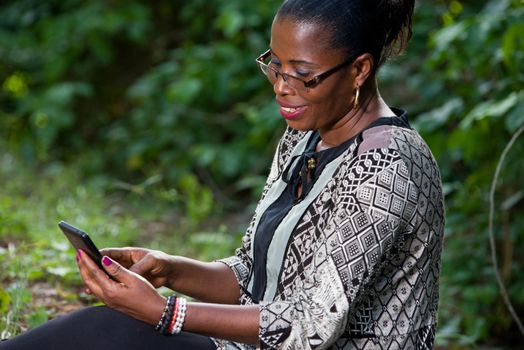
[161,295,177,335]
[170,297,187,335]
[154,295,172,332]
[156,295,176,334]
[155,294,187,335]
[167,296,180,334]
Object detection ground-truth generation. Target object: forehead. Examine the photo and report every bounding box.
[270,17,343,64]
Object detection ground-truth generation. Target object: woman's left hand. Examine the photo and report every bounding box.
[76,249,166,326]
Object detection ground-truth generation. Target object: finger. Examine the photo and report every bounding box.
[128,255,156,276]
[100,248,134,266]
[77,249,114,296]
[77,250,103,296]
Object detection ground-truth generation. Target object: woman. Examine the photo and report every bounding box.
[1,0,444,349]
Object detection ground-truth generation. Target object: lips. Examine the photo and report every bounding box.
[281,106,300,113]
[277,100,308,120]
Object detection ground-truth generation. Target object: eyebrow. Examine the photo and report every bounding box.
[269,48,320,68]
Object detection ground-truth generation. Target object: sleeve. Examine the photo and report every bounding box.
[257,148,419,349]
[218,126,307,302]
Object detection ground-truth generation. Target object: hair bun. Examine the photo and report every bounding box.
[378,0,415,58]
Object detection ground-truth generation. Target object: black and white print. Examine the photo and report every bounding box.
[216,112,444,350]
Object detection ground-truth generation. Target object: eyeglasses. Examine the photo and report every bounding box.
[255,49,356,91]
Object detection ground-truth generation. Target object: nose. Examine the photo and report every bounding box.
[273,73,294,96]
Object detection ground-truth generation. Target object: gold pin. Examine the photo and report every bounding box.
[307,158,316,170]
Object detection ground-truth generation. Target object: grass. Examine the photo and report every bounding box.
[3,148,521,349]
[0,150,244,338]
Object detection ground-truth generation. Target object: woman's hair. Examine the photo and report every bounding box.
[276,0,415,72]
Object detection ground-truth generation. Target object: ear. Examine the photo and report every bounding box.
[351,53,374,87]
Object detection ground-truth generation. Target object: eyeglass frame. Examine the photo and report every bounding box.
[255,49,358,90]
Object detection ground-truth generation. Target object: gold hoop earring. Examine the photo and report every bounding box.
[353,86,360,110]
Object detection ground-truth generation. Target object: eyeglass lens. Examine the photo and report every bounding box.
[259,62,305,90]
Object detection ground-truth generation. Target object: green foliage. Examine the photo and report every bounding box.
[395,0,524,347]
[27,307,49,329]
[0,151,135,336]
[1,0,524,347]
[0,0,283,211]
[0,288,10,315]
[0,146,241,336]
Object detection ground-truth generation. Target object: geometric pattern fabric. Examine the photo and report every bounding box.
[216,112,444,350]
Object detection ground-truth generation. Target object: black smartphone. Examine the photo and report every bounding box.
[58,220,104,270]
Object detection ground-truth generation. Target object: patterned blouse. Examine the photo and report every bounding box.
[215,110,444,350]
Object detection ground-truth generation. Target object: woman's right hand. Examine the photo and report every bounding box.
[93,247,240,304]
[99,247,177,288]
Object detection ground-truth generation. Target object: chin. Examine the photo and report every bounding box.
[285,120,315,132]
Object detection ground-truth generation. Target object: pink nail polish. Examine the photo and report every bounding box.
[77,250,82,258]
[102,256,112,266]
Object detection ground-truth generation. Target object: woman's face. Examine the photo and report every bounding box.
[269,17,356,133]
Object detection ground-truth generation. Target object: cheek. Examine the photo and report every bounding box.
[308,72,353,101]
[305,84,353,114]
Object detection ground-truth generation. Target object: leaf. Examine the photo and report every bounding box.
[51,240,70,252]
[191,145,217,167]
[47,266,73,277]
[166,78,202,104]
[0,287,10,314]
[435,315,462,339]
[2,72,29,97]
[27,307,50,328]
[45,82,93,105]
[215,9,244,38]
[460,92,522,128]
[502,23,524,73]
[505,101,524,132]
[8,285,32,304]
[415,98,464,133]
[430,22,468,52]
[483,0,511,13]
[502,191,524,211]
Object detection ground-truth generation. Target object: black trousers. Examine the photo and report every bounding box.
[0,306,217,350]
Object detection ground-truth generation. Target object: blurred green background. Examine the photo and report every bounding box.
[1,0,523,348]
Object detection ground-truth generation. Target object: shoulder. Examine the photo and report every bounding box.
[356,113,438,176]
[333,112,441,194]
[357,111,422,156]
[346,113,443,211]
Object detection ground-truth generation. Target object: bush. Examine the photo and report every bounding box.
[1,0,523,346]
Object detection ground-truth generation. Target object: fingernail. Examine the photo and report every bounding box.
[76,254,79,263]
[102,256,112,266]
[77,250,82,258]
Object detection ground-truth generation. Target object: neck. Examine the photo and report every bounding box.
[316,79,392,151]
